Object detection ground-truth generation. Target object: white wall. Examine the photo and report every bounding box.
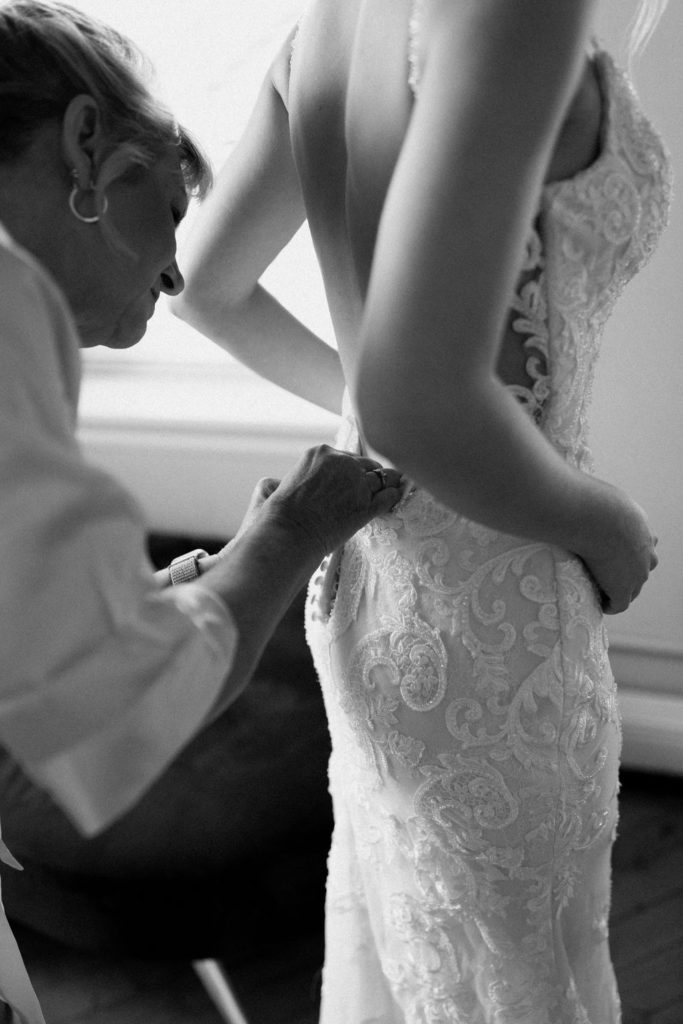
[591,2,683,689]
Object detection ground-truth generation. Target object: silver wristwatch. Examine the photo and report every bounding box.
[168,548,209,586]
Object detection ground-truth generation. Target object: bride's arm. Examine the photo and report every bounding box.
[172,31,345,416]
[355,0,656,610]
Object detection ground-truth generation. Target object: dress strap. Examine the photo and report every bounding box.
[408,0,427,95]
[290,15,303,72]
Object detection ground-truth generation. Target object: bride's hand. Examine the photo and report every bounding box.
[578,487,658,614]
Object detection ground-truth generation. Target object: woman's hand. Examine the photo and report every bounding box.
[189,445,402,719]
[235,476,280,540]
[255,444,403,566]
[577,486,659,614]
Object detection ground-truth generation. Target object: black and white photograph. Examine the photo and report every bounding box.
[0,1,681,1021]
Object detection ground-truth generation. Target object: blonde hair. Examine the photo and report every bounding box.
[0,0,212,201]
[629,0,670,57]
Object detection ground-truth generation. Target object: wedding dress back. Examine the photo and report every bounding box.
[302,10,672,1021]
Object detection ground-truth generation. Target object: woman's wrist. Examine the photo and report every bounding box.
[154,549,219,590]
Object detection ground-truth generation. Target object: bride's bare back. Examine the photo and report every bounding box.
[284,0,603,387]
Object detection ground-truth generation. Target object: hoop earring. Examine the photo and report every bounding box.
[68,172,108,224]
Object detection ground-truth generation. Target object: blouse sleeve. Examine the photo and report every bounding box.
[0,237,237,836]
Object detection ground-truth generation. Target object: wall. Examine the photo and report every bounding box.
[587,1,683,766]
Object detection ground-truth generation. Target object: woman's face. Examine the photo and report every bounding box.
[70,146,189,349]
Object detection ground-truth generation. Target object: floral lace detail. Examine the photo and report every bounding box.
[540,50,673,469]
[507,226,551,424]
[308,37,668,1024]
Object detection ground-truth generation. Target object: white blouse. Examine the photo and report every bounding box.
[0,222,238,1022]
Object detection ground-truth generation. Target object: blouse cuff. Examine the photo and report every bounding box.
[27,586,238,836]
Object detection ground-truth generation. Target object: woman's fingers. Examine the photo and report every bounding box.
[255,476,279,500]
[364,465,403,495]
[267,445,407,559]
[372,484,404,515]
[365,466,388,493]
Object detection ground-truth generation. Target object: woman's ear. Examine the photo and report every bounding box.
[61,95,104,187]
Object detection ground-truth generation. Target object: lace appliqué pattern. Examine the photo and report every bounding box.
[541,51,673,470]
[507,226,551,425]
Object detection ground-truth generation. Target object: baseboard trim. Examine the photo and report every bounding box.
[78,424,332,537]
[619,689,683,776]
[77,363,338,537]
[608,634,683,695]
[609,635,683,774]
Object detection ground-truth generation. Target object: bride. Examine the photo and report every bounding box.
[175,1,670,1020]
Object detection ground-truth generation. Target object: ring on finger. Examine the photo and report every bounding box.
[370,467,388,489]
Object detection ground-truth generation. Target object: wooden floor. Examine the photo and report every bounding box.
[609,771,683,1024]
[12,769,683,1024]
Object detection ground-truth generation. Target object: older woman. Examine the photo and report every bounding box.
[0,1,401,1018]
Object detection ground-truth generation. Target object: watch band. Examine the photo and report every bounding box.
[168,548,209,586]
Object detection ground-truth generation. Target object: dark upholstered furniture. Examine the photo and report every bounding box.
[0,535,332,963]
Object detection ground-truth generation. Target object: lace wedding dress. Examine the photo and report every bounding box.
[304,32,673,1024]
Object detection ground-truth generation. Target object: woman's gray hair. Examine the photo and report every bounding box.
[0,0,212,199]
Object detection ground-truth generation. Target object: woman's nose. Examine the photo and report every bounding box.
[159,259,185,296]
